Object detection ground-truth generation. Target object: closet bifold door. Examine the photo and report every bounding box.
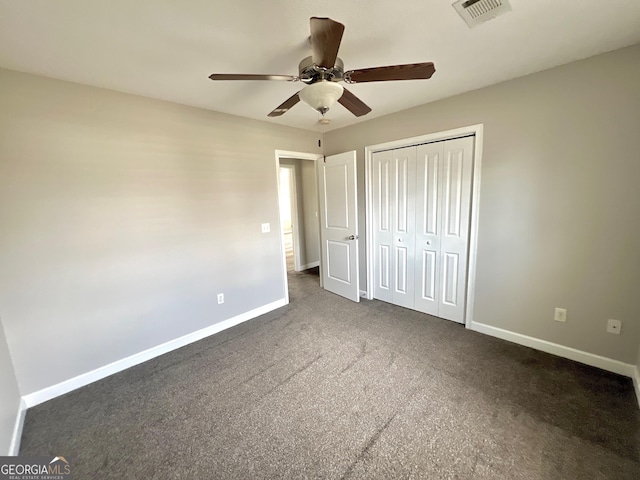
[372,146,417,309]
[415,136,474,323]
[414,142,442,317]
[392,146,417,309]
[372,149,394,304]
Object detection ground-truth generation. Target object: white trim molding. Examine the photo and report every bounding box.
[633,366,640,410]
[299,261,320,271]
[22,299,287,409]
[470,321,637,378]
[364,124,484,328]
[8,398,27,456]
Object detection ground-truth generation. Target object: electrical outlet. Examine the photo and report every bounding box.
[606,319,621,334]
[554,308,567,322]
[261,223,270,233]
[217,293,224,304]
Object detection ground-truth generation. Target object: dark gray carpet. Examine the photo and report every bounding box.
[20,268,640,478]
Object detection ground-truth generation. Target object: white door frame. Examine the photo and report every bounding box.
[364,124,484,329]
[274,150,323,304]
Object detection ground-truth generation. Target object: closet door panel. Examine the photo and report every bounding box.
[441,252,460,306]
[372,151,394,303]
[442,146,465,239]
[438,136,474,323]
[414,143,442,316]
[392,147,416,309]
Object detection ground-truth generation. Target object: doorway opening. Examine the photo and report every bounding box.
[275,150,323,303]
[278,165,297,272]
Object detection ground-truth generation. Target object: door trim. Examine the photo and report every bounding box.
[274,150,323,305]
[364,124,484,329]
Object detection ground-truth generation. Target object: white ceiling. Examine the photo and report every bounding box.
[1,0,639,132]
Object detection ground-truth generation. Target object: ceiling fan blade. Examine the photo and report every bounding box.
[267,92,301,117]
[345,62,436,83]
[209,74,298,82]
[310,17,345,69]
[338,88,372,117]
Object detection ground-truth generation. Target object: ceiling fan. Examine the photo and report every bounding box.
[209,17,436,118]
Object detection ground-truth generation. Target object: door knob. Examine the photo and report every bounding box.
[426,241,431,245]
[398,238,403,242]
[347,234,359,240]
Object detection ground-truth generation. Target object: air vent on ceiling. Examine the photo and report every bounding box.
[453,0,511,28]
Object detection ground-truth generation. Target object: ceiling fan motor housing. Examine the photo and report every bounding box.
[298,56,344,83]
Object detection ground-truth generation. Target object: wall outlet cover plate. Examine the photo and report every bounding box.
[606,319,621,334]
[554,308,567,322]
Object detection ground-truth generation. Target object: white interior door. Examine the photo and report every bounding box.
[372,147,416,309]
[437,136,474,323]
[414,143,442,316]
[372,136,474,324]
[414,137,473,323]
[372,150,393,304]
[318,151,360,302]
[392,147,417,309]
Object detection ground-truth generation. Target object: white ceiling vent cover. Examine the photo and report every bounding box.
[453,0,511,28]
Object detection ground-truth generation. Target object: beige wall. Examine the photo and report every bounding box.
[0,318,20,454]
[299,160,320,268]
[325,43,640,364]
[0,68,319,395]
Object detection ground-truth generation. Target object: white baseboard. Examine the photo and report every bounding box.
[469,321,636,378]
[22,299,287,409]
[298,261,319,271]
[8,398,27,456]
[633,366,640,410]
[359,290,367,298]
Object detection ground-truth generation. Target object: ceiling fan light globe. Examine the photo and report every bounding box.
[299,81,344,114]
